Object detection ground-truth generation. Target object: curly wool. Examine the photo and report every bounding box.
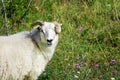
[0,21,61,80]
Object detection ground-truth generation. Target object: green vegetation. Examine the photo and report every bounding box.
[0,0,120,80]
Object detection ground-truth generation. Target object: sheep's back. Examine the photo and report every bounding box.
[0,31,34,80]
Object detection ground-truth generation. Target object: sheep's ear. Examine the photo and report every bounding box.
[53,21,62,34]
[31,20,44,27]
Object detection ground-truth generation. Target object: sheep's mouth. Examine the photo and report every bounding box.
[47,39,53,46]
[47,42,52,46]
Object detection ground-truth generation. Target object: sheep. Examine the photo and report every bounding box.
[0,20,62,80]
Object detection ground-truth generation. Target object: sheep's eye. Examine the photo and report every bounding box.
[37,27,43,32]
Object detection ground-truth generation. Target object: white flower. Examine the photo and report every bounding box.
[77,71,80,74]
[111,77,115,80]
[74,75,79,79]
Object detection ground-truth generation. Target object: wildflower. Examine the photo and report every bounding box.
[98,75,103,79]
[75,63,80,69]
[77,26,83,32]
[110,59,115,64]
[77,55,81,59]
[74,75,79,79]
[77,71,80,74]
[111,77,115,80]
[103,37,107,42]
[68,63,71,66]
[82,62,88,66]
[94,63,99,67]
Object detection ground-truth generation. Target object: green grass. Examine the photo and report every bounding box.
[37,1,120,80]
[0,0,120,80]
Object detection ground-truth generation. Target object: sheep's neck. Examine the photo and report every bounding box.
[38,38,58,62]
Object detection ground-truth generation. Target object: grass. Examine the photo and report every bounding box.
[0,0,120,80]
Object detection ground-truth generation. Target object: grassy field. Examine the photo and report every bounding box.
[0,0,120,80]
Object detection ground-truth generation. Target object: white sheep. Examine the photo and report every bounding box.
[0,20,62,80]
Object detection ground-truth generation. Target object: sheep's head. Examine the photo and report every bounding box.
[31,20,62,46]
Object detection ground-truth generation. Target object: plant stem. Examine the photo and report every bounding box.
[1,0,9,36]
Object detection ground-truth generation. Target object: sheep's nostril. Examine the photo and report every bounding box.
[47,39,53,45]
[47,39,53,43]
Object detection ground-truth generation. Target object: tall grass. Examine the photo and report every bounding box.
[1,0,120,80]
[34,0,120,80]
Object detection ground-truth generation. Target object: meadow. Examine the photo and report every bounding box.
[0,0,120,80]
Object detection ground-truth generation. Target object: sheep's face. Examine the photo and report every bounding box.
[31,21,62,46]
